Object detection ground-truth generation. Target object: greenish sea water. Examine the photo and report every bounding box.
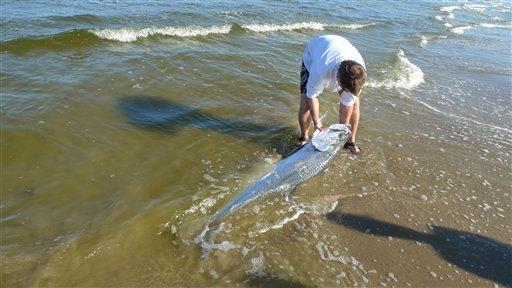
[2,1,511,287]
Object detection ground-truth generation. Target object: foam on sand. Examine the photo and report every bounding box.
[417,100,512,134]
[89,22,376,42]
[366,50,424,90]
[316,241,350,264]
[253,206,305,235]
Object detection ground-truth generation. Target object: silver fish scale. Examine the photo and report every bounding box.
[210,125,349,224]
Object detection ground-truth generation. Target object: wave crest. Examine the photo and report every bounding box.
[90,25,233,42]
[241,22,325,32]
[90,22,376,42]
[450,22,512,34]
[440,6,461,13]
[3,22,376,54]
[366,50,424,90]
[450,25,473,34]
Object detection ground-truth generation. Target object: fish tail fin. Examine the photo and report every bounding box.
[176,215,226,259]
[176,216,211,242]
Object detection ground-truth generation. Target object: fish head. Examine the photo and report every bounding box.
[311,124,351,152]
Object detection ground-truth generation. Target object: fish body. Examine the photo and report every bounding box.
[210,124,350,224]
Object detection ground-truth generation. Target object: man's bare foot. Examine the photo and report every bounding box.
[298,136,309,146]
[344,142,361,155]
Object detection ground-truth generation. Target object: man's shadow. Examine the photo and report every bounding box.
[246,275,310,288]
[118,96,297,156]
[327,212,512,286]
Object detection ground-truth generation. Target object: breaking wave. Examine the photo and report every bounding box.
[90,25,233,42]
[439,5,460,19]
[419,34,447,47]
[450,22,512,34]
[2,22,376,54]
[90,22,376,42]
[366,49,424,90]
[462,4,487,13]
[439,6,461,13]
[450,25,474,34]
[240,22,375,33]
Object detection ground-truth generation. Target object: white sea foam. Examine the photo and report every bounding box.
[241,22,375,32]
[193,223,243,258]
[440,5,460,19]
[90,22,376,42]
[253,206,304,234]
[479,23,512,29]
[417,100,512,133]
[463,4,487,13]
[316,241,350,264]
[440,6,461,13]
[90,25,232,42]
[248,254,265,276]
[241,22,324,32]
[201,240,240,252]
[450,25,473,34]
[184,196,217,215]
[419,35,447,47]
[434,15,444,21]
[451,23,511,34]
[336,22,376,29]
[366,49,424,90]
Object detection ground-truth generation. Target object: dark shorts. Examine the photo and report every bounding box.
[300,62,309,95]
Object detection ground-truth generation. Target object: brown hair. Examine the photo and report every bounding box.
[338,60,366,96]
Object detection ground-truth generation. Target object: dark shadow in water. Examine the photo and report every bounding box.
[326,212,512,286]
[118,96,298,156]
[246,275,311,288]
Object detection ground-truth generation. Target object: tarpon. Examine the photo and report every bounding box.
[209,123,351,225]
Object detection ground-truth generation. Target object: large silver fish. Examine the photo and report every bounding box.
[210,124,351,225]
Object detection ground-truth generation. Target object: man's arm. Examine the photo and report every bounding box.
[339,101,353,124]
[339,97,360,142]
[306,97,323,131]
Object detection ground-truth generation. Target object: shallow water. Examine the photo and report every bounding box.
[2,1,511,287]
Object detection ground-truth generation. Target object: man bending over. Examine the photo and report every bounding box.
[298,35,366,155]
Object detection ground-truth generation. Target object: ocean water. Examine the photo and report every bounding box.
[2,1,511,287]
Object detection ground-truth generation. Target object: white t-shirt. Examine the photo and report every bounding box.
[302,35,365,99]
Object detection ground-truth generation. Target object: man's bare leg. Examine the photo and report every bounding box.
[339,98,361,154]
[298,94,312,145]
[348,98,361,154]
